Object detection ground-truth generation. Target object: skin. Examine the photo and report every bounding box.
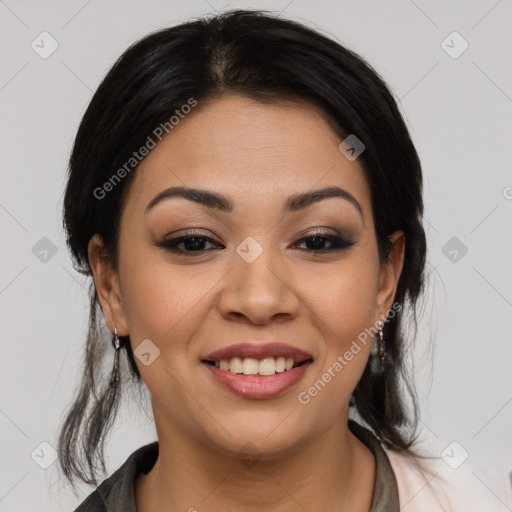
[89,94,405,512]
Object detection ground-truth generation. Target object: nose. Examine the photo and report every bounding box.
[217,242,301,325]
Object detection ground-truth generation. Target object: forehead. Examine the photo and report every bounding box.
[123,94,371,214]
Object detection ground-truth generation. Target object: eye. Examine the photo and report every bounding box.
[156,229,356,256]
[294,231,356,253]
[156,233,222,255]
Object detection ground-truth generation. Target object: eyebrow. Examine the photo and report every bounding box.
[144,185,364,219]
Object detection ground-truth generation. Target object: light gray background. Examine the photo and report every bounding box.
[1,0,511,510]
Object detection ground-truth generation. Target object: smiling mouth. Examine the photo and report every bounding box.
[202,356,313,377]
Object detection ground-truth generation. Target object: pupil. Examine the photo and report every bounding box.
[185,237,205,251]
[308,236,325,250]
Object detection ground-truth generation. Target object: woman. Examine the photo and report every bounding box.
[58,9,489,511]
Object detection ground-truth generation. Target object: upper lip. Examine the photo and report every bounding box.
[202,342,313,363]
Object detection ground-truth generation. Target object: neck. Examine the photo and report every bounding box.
[136,414,376,512]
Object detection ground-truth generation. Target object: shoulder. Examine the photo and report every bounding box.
[72,441,159,512]
[73,488,107,512]
[384,446,511,512]
[72,475,115,512]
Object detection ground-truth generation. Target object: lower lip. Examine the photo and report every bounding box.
[202,361,312,399]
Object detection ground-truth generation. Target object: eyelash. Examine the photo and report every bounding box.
[157,230,356,255]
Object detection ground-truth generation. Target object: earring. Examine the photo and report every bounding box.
[110,327,122,384]
[377,320,386,364]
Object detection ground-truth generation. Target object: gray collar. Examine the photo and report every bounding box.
[348,419,400,511]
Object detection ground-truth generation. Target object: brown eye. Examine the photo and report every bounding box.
[157,233,222,255]
[157,231,356,256]
[294,233,356,253]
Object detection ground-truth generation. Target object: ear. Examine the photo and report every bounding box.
[375,230,405,322]
[88,234,129,336]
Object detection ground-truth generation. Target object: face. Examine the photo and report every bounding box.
[89,94,404,459]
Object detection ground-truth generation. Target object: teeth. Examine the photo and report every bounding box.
[213,356,297,375]
[230,357,243,373]
[242,357,259,375]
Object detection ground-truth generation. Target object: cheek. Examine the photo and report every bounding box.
[117,257,213,405]
[302,254,379,392]
[310,255,379,340]
[120,266,205,342]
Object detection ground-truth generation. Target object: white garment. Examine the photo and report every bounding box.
[385,447,512,511]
